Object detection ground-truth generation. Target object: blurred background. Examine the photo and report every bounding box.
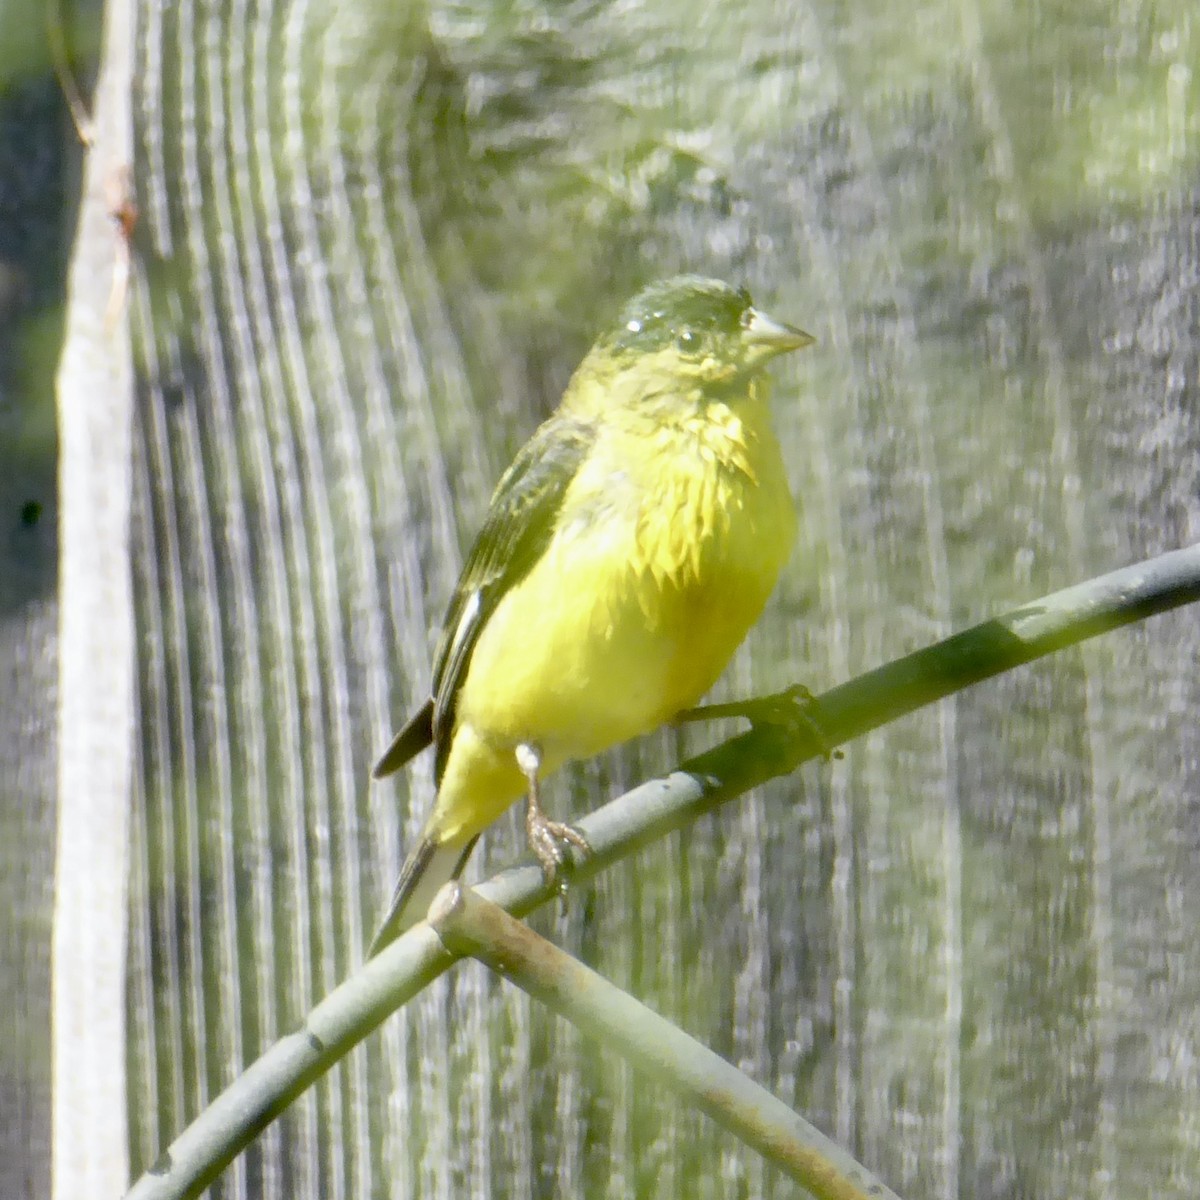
[5,0,1200,1196]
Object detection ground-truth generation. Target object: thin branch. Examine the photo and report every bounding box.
[429,883,905,1200]
[46,0,95,144]
[123,543,1200,1200]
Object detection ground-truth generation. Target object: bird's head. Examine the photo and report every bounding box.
[568,276,813,413]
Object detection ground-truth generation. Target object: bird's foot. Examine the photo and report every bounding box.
[515,741,592,893]
[741,684,841,760]
[525,808,592,889]
[675,684,840,760]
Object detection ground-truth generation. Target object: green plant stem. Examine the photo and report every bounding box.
[429,882,904,1200]
[123,543,1200,1200]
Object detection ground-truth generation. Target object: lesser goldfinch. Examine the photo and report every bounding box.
[370,275,812,953]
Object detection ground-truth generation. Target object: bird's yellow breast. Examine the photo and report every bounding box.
[428,384,794,842]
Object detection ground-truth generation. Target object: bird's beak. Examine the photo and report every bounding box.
[742,308,815,358]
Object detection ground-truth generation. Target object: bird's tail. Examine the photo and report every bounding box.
[368,831,479,956]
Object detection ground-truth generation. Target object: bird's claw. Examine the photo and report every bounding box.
[745,682,815,725]
[525,809,591,888]
[742,684,840,761]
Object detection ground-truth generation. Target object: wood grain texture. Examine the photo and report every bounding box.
[51,0,136,1195]
[94,0,1200,1196]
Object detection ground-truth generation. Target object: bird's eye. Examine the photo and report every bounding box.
[675,328,701,354]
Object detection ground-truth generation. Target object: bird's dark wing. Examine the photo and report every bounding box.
[374,413,594,783]
[372,699,434,778]
[429,413,594,780]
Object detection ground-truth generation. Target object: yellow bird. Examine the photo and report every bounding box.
[370,275,813,953]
